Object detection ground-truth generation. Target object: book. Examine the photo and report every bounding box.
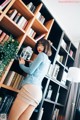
[10,72,18,87]
[7,9,18,20]
[31,31,36,38]
[36,12,41,19]
[30,4,36,13]
[20,19,28,29]
[47,64,54,76]
[52,64,60,79]
[61,39,67,50]
[1,34,10,44]
[14,74,22,89]
[0,95,9,113]
[17,16,27,28]
[27,2,33,10]
[13,12,22,23]
[28,28,34,37]
[22,20,28,30]
[0,0,11,11]
[35,34,45,42]
[38,108,44,120]
[0,32,6,43]
[12,73,20,88]
[61,71,68,85]
[4,71,16,86]
[40,15,45,24]
[3,96,14,114]
[52,108,59,120]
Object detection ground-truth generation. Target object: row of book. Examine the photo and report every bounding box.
[47,63,68,86]
[27,2,36,13]
[4,71,24,89]
[47,63,60,79]
[0,94,14,114]
[7,9,28,30]
[0,29,10,44]
[0,0,11,11]
[36,11,45,24]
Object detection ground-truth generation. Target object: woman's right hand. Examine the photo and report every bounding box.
[19,57,25,64]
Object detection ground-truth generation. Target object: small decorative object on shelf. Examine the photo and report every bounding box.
[46,85,53,99]
[20,46,33,60]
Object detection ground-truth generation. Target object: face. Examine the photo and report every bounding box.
[37,43,44,53]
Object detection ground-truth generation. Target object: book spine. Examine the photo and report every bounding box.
[31,31,36,38]
[0,96,8,112]
[1,34,10,44]
[13,13,22,23]
[22,20,28,30]
[7,9,18,20]
[27,2,33,10]
[0,0,11,10]
[17,16,26,27]
[0,32,6,43]
[20,19,28,29]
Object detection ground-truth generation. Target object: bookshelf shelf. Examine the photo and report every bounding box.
[12,0,34,19]
[50,77,68,90]
[0,0,77,120]
[1,15,25,37]
[24,35,36,47]
[33,18,48,33]
[1,84,19,93]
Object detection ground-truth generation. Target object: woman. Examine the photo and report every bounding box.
[8,38,52,120]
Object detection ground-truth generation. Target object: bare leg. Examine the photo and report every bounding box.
[19,105,36,120]
[8,97,29,120]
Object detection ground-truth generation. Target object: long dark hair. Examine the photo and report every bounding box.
[34,38,52,56]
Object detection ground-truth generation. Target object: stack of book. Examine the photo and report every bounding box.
[36,12,45,24]
[4,71,24,89]
[0,0,11,11]
[7,9,28,30]
[27,2,36,13]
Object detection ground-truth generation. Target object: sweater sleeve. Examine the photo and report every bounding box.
[19,53,44,74]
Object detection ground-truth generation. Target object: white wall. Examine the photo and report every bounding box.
[42,0,80,48]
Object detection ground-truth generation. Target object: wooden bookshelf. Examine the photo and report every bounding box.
[0,0,77,119]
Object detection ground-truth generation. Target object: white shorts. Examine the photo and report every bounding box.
[17,84,42,107]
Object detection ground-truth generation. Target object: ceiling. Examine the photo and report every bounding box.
[42,0,80,48]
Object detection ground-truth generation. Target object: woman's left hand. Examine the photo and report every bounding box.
[19,57,25,64]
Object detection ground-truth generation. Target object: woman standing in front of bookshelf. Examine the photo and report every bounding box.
[8,39,52,120]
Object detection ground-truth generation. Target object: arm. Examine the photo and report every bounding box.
[19,53,44,74]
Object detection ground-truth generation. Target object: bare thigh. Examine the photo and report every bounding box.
[8,97,29,120]
[19,105,36,120]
